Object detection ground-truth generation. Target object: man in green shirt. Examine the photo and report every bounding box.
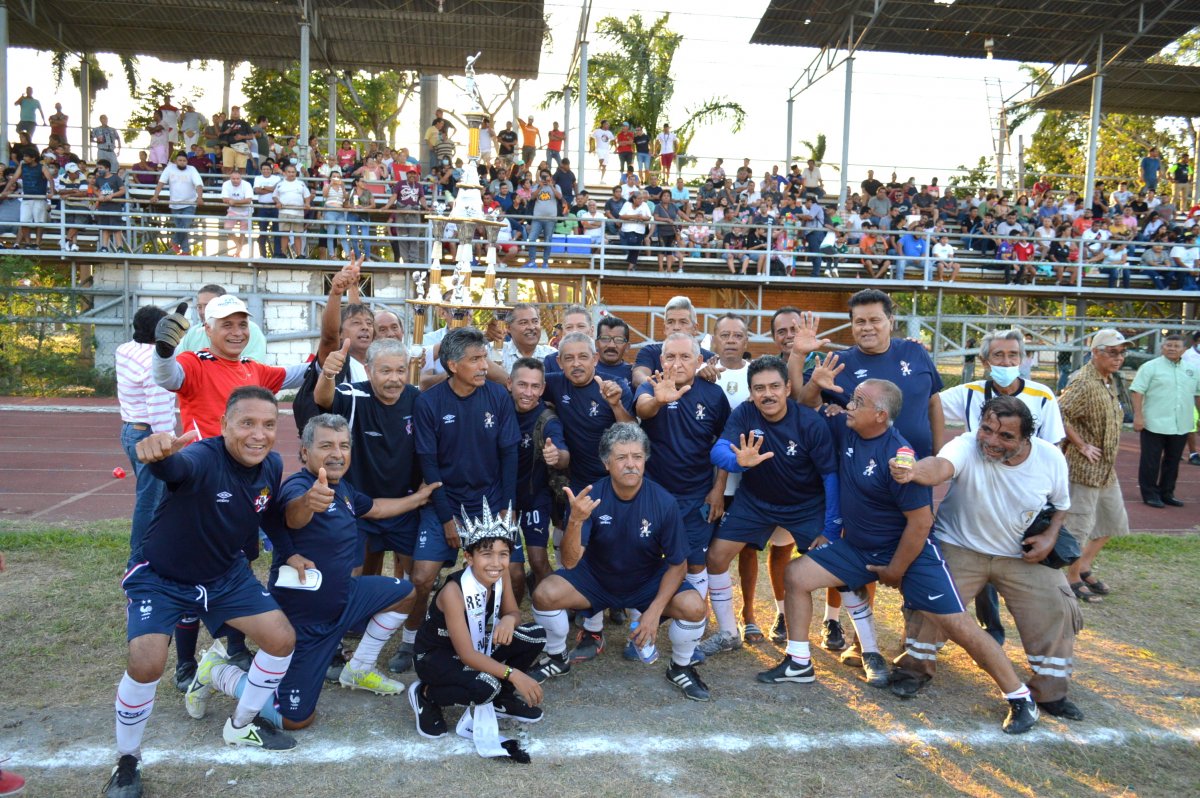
[178,284,268,362]
[1131,334,1200,508]
[14,87,45,144]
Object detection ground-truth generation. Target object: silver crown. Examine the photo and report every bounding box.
[455,498,520,548]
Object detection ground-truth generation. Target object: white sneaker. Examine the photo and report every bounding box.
[184,639,228,719]
[222,715,296,750]
[339,662,405,695]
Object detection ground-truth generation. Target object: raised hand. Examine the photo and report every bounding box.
[792,310,831,357]
[563,485,601,522]
[595,376,624,407]
[730,432,775,469]
[154,302,190,357]
[810,352,845,394]
[323,338,351,380]
[649,370,692,405]
[304,467,336,513]
[697,356,723,383]
[542,438,562,468]
[135,428,199,464]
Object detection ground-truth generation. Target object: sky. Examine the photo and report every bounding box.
[7,0,1049,190]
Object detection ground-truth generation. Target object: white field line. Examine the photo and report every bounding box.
[8,724,1200,769]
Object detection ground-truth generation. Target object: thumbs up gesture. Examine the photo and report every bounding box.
[304,467,336,512]
[135,428,200,464]
[154,302,191,358]
[542,437,562,467]
[323,339,351,381]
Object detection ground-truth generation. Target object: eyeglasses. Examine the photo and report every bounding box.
[597,336,628,345]
[846,395,876,411]
[1097,347,1127,358]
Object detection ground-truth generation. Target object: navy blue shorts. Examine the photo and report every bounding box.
[275,575,412,722]
[360,512,419,557]
[414,506,460,565]
[517,499,554,551]
[805,537,965,615]
[555,558,694,617]
[715,489,823,552]
[122,558,278,642]
[677,495,716,567]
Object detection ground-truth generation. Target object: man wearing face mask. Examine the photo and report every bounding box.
[937,329,1065,644]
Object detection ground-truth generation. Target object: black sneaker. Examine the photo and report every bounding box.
[1037,697,1084,721]
[821,619,846,651]
[608,607,627,625]
[1002,696,1040,734]
[769,612,787,644]
[569,630,605,663]
[756,656,815,684]
[102,754,142,798]
[528,651,571,683]
[325,648,347,683]
[494,693,544,723]
[388,641,415,674]
[890,669,931,699]
[666,663,711,702]
[227,647,253,672]
[861,651,891,688]
[408,680,447,739]
[173,659,197,693]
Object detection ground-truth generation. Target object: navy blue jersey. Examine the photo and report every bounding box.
[143,437,282,584]
[635,342,716,374]
[817,339,943,458]
[266,469,373,626]
[635,377,731,498]
[579,477,687,595]
[828,414,932,550]
[331,381,421,499]
[414,380,520,523]
[718,399,836,504]
[545,352,634,389]
[544,371,634,489]
[516,402,567,509]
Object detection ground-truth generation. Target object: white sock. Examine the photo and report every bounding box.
[350,611,406,671]
[686,569,709,600]
[401,626,417,645]
[785,639,811,664]
[628,609,642,624]
[583,612,604,633]
[841,590,879,654]
[775,597,786,614]
[708,570,738,635]
[210,662,247,699]
[1004,684,1032,701]
[824,602,841,623]
[533,608,569,656]
[233,650,293,727]
[114,672,159,758]
[669,619,706,666]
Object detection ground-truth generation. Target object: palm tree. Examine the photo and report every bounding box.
[51,52,139,102]
[794,132,838,171]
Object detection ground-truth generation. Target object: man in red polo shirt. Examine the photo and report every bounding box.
[616,122,635,175]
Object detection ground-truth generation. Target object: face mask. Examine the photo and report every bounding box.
[990,365,1020,388]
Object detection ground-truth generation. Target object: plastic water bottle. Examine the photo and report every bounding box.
[628,621,658,664]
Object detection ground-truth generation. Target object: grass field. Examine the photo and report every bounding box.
[1,521,1198,798]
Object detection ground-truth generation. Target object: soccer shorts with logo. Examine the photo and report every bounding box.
[274,575,412,722]
[555,558,696,618]
[806,537,965,615]
[360,512,419,558]
[514,499,554,565]
[714,489,823,552]
[122,557,278,641]
[676,495,716,566]
[413,505,461,565]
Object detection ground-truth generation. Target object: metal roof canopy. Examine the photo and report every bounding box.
[1021,62,1200,117]
[751,0,1196,65]
[7,0,547,77]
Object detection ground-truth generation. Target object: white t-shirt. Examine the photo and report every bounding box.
[656,132,677,155]
[939,378,1065,443]
[934,433,1071,558]
[932,242,955,262]
[273,178,311,209]
[718,362,751,495]
[618,201,652,234]
[592,128,615,156]
[157,164,203,209]
[577,210,605,240]
[479,128,493,154]
[1170,244,1199,270]
[254,174,282,205]
[220,180,254,218]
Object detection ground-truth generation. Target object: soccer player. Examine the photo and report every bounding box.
[409,501,546,755]
[104,387,298,798]
[184,414,439,731]
[395,328,520,674]
[631,296,716,388]
[546,313,636,389]
[528,424,711,700]
[509,357,571,601]
[542,304,593,374]
[633,333,731,648]
[699,356,842,662]
[757,379,1041,735]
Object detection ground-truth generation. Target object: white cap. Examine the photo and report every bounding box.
[1090,329,1127,349]
[205,294,250,320]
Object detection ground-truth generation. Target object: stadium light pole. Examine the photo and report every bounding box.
[1082,35,1103,218]
[785,96,793,166]
[838,56,853,207]
[577,39,588,188]
[563,85,571,149]
[80,54,91,162]
[327,72,336,160]
[299,20,311,169]
[0,2,7,164]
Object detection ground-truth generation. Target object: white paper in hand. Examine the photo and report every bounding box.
[274,565,323,591]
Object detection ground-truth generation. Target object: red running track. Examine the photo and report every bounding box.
[0,397,1196,533]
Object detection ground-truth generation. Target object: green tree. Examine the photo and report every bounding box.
[50,52,139,104]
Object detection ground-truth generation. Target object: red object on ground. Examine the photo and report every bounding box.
[112,467,126,479]
[0,768,26,795]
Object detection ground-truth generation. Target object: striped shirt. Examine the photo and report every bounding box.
[116,341,176,433]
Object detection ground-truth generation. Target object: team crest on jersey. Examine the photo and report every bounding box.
[521,433,533,448]
[845,447,854,457]
[786,440,798,456]
[484,412,495,428]
[639,519,653,537]
[560,394,571,405]
[695,404,707,420]
[138,599,152,619]
[442,414,456,424]
[598,514,613,525]
[342,495,354,513]
[588,401,600,417]
[216,491,232,504]
[286,689,301,709]
[863,458,877,476]
[854,369,868,379]
[667,401,678,410]
[900,360,912,377]
[406,417,413,435]
[254,488,271,513]
[726,382,738,395]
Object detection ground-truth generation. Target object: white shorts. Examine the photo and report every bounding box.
[595,148,610,162]
[20,199,48,225]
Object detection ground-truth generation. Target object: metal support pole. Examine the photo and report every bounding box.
[419,73,438,169]
[996,107,1005,193]
[785,96,794,166]
[1193,122,1200,206]
[513,80,521,127]
[0,2,7,163]
[222,61,233,117]
[327,72,337,160]
[1082,36,1104,214]
[1018,135,1025,191]
[80,54,91,161]
[838,57,853,208]
[298,21,311,169]
[577,40,588,188]
[563,85,571,149]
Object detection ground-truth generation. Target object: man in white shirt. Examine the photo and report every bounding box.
[889,396,1083,723]
[577,199,606,244]
[591,120,615,181]
[497,303,558,373]
[220,169,254,257]
[253,160,283,258]
[655,123,678,176]
[151,152,204,255]
[1169,232,1199,291]
[801,159,824,199]
[617,191,653,270]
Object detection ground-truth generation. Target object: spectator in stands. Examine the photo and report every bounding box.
[1140,241,1173,290]
[858,223,891,279]
[254,159,282,258]
[1131,334,1200,509]
[1170,153,1191,208]
[617,191,652,271]
[860,170,882,198]
[799,196,827,277]
[995,232,1017,284]
[151,151,204,255]
[1032,174,1052,198]
[1169,230,1199,290]
[92,114,122,168]
[59,162,91,252]
[518,116,540,165]
[131,150,158,185]
[1110,181,1133,212]
[1,146,53,249]
[180,104,205,154]
[528,170,564,268]
[932,233,959,282]
[274,163,312,258]
[386,168,426,264]
[320,169,349,259]
[1139,147,1161,192]
[576,198,605,247]
[95,158,127,253]
[1050,224,1081,286]
[553,158,577,209]
[654,193,682,273]
[147,110,170,166]
[1013,232,1036,284]
[866,186,891,226]
[220,168,254,258]
[1100,241,1131,289]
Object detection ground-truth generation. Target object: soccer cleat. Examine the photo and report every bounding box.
[339,663,405,695]
[325,648,347,683]
[173,659,197,693]
[622,640,641,662]
[890,670,932,699]
[861,651,891,688]
[568,631,605,663]
[388,641,415,674]
[756,656,815,684]
[527,652,571,683]
[820,619,847,652]
[102,754,142,798]
[222,715,297,751]
[1037,697,1084,721]
[1002,696,1040,734]
[185,639,229,719]
[666,663,711,702]
[769,612,787,644]
[494,693,544,723]
[408,680,447,739]
[226,647,253,672]
[695,630,742,659]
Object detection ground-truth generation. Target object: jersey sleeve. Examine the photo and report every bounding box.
[1129,364,1151,394]
[937,433,974,479]
[250,361,286,392]
[633,346,658,372]
[413,392,438,456]
[718,402,748,445]
[496,390,521,448]
[889,470,933,513]
[348,482,375,518]
[938,384,968,425]
[175,350,203,399]
[546,416,567,451]
[805,412,838,476]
